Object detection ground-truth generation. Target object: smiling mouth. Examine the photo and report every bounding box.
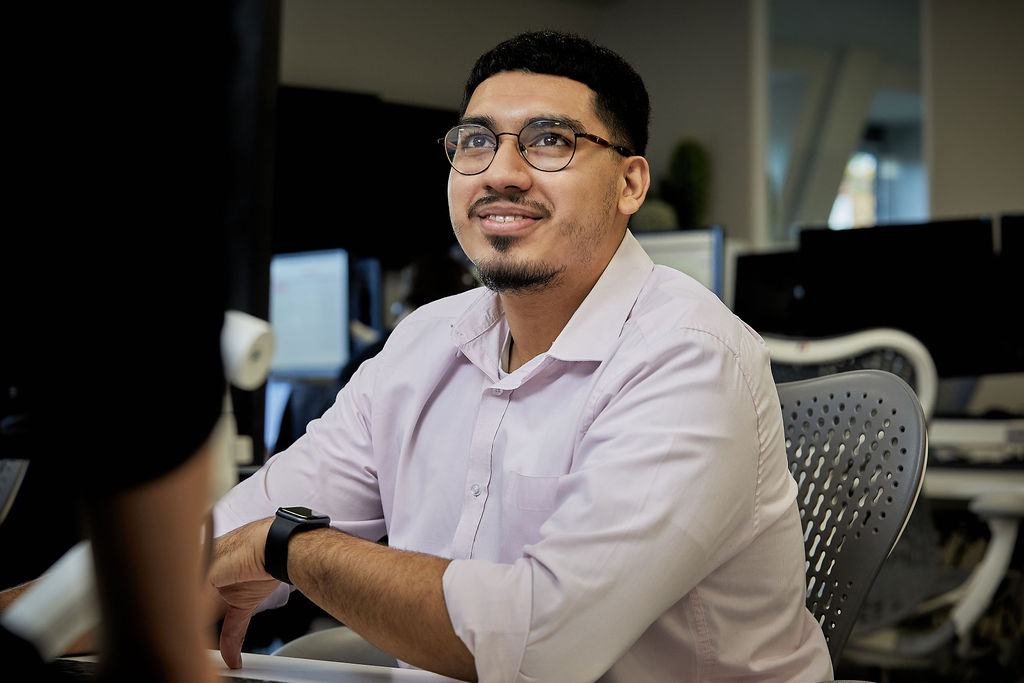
[469,195,549,225]
[482,214,533,223]
[476,211,543,235]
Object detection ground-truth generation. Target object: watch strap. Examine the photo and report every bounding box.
[264,507,330,584]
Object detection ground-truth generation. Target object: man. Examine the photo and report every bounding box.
[209,31,834,682]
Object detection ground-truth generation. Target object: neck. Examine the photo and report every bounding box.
[500,280,590,372]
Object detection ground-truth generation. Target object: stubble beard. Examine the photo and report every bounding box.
[457,194,569,294]
[473,232,566,294]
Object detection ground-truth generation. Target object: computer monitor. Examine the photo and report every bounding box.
[732,249,814,334]
[1001,212,1023,256]
[733,218,1022,378]
[268,248,351,379]
[263,248,351,454]
[635,225,725,299]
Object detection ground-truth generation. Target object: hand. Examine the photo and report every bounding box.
[205,517,279,669]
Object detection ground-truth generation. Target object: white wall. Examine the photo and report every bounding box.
[279,0,768,246]
[922,0,1024,220]
[279,0,601,111]
[596,1,768,249]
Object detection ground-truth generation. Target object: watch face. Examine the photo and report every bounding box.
[279,506,329,523]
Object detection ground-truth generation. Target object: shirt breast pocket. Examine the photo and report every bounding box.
[504,471,561,549]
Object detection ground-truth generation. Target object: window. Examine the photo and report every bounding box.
[828,152,877,230]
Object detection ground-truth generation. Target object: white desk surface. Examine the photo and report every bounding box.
[924,417,1024,501]
[215,651,462,682]
[62,652,462,682]
[924,467,1024,501]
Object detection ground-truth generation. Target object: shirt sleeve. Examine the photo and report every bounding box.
[443,325,783,682]
[213,357,388,544]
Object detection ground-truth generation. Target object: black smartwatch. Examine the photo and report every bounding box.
[264,506,331,585]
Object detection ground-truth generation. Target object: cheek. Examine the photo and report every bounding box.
[447,178,474,247]
[446,174,455,215]
[560,174,613,220]
[447,174,472,221]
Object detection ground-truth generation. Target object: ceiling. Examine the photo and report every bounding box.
[770,0,920,66]
[770,0,922,126]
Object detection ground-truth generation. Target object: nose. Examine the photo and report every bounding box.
[480,133,533,191]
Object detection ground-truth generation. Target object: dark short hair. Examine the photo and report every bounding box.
[461,30,650,157]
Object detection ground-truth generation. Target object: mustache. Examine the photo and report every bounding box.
[468,194,550,219]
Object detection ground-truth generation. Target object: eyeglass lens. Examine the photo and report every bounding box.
[443,120,578,174]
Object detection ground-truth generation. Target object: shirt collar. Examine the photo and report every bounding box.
[450,230,654,374]
[547,230,654,362]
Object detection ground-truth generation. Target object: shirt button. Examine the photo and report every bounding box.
[470,484,481,497]
[492,388,503,396]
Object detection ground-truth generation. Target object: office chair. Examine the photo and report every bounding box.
[776,369,928,668]
[766,329,943,644]
[768,330,1022,676]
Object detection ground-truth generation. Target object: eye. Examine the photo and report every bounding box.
[523,122,574,148]
[535,132,572,147]
[459,129,496,150]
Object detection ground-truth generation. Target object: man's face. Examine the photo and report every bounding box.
[447,71,631,295]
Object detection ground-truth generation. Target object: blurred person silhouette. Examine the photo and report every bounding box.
[0,5,249,682]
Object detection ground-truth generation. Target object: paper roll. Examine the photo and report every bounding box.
[221,310,274,390]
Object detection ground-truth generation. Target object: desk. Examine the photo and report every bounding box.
[58,652,462,682]
[928,418,1024,465]
[925,417,1024,500]
[924,467,1024,500]
[217,651,461,682]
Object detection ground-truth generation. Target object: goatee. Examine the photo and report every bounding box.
[475,236,564,293]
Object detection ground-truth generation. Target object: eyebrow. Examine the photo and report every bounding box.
[457,114,589,133]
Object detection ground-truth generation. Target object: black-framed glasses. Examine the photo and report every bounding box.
[439,119,634,175]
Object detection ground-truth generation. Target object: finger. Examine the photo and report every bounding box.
[219,607,253,669]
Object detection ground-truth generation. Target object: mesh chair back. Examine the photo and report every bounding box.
[765,328,938,420]
[777,369,928,667]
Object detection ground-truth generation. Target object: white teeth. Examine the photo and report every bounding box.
[487,215,524,223]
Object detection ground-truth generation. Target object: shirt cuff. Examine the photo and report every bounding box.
[442,559,533,682]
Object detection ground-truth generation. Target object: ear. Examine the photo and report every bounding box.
[617,156,651,217]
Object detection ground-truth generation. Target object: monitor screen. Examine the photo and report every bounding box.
[268,248,350,379]
[732,218,1023,378]
[635,226,725,299]
[1001,212,1023,256]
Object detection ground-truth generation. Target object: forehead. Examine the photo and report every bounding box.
[463,71,600,129]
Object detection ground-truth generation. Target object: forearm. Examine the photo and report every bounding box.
[0,581,33,612]
[289,528,476,681]
[85,440,218,681]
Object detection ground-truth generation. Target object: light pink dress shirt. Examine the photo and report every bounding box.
[214,231,833,682]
